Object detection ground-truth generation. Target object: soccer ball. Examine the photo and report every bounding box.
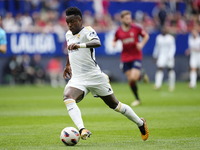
[60,127,80,146]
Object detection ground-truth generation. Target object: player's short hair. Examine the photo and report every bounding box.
[66,7,82,19]
[120,10,132,18]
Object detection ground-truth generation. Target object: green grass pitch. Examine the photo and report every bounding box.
[0,82,200,150]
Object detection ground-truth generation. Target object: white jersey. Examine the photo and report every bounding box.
[188,34,200,68]
[65,26,102,81]
[188,34,200,56]
[64,26,113,99]
[153,34,176,59]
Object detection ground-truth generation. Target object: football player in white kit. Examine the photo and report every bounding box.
[186,28,200,88]
[62,7,149,141]
[153,27,176,91]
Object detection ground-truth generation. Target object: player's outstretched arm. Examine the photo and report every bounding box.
[68,39,101,50]
[136,33,149,50]
[86,39,101,48]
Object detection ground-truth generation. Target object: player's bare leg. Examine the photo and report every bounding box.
[125,68,141,106]
[100,94,149,141]
[63,87,92,140]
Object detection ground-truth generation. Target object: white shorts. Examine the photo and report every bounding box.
[64,73,113,102]
[157,56,174,68]
[190,54,200,68]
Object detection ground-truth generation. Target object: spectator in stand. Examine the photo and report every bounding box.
[113,12,121,27]
[191,0,200,22]
[3,55,27,84]
[93,0,104,22]
[47,57,66,88]
[59,11,68,27]
[2,12,19,33]
[3,55,20,84]
[30,54,45,84]
[152,2,168,29]
[44,0,60,11]
[82,10,94,27]
[31,12,45,33]
[20,12,33,32]
[143,12,156,33]
[134,10,144,28]
[21,54,35,84]
[0,1,195,35]
[176,11,188,33]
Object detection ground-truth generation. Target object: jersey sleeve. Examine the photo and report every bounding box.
[65,30,72,42]
[85,26,99,41]
[168,36,176,59]
[113,29,119,42]
[139,28,147,37]
[188,34,192,50]
[153,36,159,58]
[0,31,7,45]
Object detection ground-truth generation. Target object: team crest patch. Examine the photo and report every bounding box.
[77,34,80,39]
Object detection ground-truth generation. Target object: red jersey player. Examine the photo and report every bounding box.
[113,10,149,106]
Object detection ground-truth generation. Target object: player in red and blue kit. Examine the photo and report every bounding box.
[113,10,149,106]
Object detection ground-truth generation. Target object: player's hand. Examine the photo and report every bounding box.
[68,43,80,50]
[63,65,72,79]
[136,43,144,51]
[185,49,190,56]
[113,41,116,47]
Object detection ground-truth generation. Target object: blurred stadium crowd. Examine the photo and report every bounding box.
[1,0,200,35]
[1,0,200,86]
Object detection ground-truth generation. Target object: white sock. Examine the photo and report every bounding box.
[115,102,143,127]
[190,71,197,88]
[155,70,164,88]
[64,99,84,130]
[168,70,175,90]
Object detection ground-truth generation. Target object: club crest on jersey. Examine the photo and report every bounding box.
[77,34,81,39]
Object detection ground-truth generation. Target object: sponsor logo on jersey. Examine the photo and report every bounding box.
[122,37,134,44]
[130,32,134,37]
